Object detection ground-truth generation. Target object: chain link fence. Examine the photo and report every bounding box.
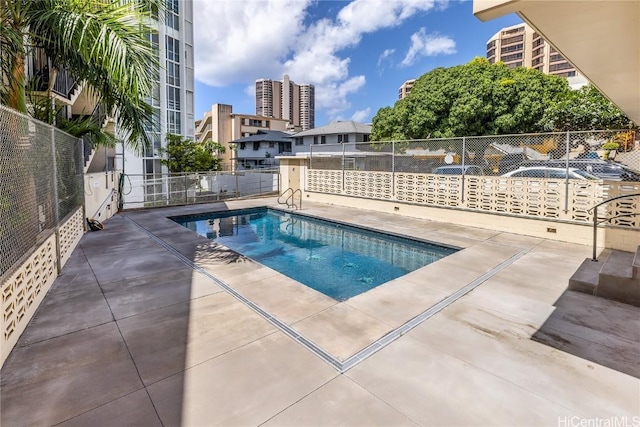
[120,169,280,210]
[310,130,640,180]
[0,105,84,277]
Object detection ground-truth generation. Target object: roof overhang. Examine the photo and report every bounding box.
[474,0,640,124]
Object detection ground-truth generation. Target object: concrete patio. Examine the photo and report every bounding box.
[1,198,639,426]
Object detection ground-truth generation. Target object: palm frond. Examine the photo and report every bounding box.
[25,0,164,152]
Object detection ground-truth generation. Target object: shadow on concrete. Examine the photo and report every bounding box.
[0,201,259,426]
[531,289,640,379]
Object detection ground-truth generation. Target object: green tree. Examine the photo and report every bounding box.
[161,134,226,173]
[0,0,161,152]
[371,57,569,141]
[539,84,636,131]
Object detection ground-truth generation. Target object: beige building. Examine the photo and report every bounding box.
[398,79,416,100]
[487,22,578,77]
[195,104,289,168]
[255,74,315,131]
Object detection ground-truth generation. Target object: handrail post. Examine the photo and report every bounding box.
[592,208,598,261]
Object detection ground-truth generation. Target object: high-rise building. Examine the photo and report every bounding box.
[116,0,195,177]
[398,79,416,100]
[486,23,579,78]
[255,75,315,131]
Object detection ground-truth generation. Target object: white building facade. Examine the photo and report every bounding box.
[116,0,195,177]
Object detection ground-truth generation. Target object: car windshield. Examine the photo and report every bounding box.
[572,169,599,180]
[434,167,462,174]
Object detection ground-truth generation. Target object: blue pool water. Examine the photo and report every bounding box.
[175,208,457,301]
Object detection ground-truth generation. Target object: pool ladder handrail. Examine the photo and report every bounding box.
[278,187,302,209]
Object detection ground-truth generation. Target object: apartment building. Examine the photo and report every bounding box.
[398,79,416,100]
[255,75,315,131]
[486,23,579,78]
[195,104,289,169]
[116,0,195,177]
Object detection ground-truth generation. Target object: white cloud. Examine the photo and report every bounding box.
[400,28,456,67]
[351,107,372,123]
[193,1,309,86]
[377,48,395,67]
[194,0,448,116]
[318,75,367,119]
[244,85,255,98]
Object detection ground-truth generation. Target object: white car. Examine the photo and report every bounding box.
[501,167,599,180]
[432,165,484,176]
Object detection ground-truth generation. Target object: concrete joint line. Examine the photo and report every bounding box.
[125,216,528,373]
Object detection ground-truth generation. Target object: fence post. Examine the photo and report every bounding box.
[461,136,466,204]
[50,126,61,274]
[564,131,570,214]
[184,174,188,204]
[342,142,346,191]
[392,140,395,197]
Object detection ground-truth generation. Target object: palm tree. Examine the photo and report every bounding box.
[0,0,162,152]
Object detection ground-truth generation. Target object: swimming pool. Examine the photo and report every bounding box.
[175,208,457,301]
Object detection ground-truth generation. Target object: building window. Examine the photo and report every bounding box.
[166,36,180,62]
[550,53,565,63]
[313,136,318,144]
[500,44,523,54]
[166,62,180,86]
[253,142,260,150]
[166,0,179,30]
[321,135,326,144]
[239,142,246,150]
[295,137,303,146]
[268,142,275,148]
[167,86,180,110]
[265,120,270,127]
[338,134,349,143]
[363,134,370,142]
[501,34,524,45]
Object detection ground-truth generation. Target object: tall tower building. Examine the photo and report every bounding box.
[255,75,315,131]
[116,0,195,177]
[486,23,579,78]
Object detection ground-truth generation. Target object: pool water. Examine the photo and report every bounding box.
[175,208,457,301]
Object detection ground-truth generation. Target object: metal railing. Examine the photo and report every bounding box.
[589,193,640,261]
[278,188,302,209]
[310,130,638,177]
[119,170,280,210]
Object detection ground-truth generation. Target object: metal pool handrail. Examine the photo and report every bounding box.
[278,187,302,209]
[588,193,640,261]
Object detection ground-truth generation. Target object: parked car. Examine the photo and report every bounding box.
[501,167,599,180]
[498,153,528,175]
[519,159,640,181]
[432,165,484,176]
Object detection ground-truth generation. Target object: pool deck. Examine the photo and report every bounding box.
[2,198,639,426]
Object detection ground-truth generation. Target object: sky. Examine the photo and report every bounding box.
[192,0,522,127]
